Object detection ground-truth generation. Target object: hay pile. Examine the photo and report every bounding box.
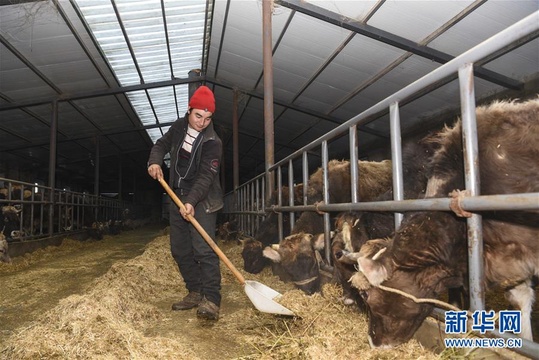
[1,236,196,359]
[1,234,440,360]
[0,239,87,272]
[221,284,437,360]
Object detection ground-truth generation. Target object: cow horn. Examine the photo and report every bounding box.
[271,244,280,250]
[353,218,359,227]
[342,222,352,251]
[371,247,387,260]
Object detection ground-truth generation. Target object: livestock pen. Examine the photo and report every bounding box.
[223,12,539,359]
[0,177,154,255]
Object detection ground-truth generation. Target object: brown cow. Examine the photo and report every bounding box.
[263,159,393,294]
[241,184,303,274]
[2,205,23,241]
[265,132,441,295]
[330,134,450,306]
[217,220,240,242]
[330,212,369,307]
[349,98,539,347]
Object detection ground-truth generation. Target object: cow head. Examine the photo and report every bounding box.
[242,211,285,274]
[349,212,465,348]
[330,212,371,307]
[263,232,324,294]
[347,238,431,347]
[241,238,269,274]
[2,205,22,241]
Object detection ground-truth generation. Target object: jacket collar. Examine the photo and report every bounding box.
[182,113,217,142]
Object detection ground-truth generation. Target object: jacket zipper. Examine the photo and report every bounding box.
[175,133,203,189]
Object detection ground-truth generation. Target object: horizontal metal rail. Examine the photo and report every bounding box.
[271,193,539,213]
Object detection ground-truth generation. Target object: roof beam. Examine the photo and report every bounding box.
[275,0,523,90]
[209,78,388,139]
[0,77,203,111]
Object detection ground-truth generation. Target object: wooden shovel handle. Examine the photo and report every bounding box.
[158,178,246,285]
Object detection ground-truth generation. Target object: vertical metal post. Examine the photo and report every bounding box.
[288,159,295,230]
[302,151,309,206]
[459,63,484,312]
[277,166,283,242]
[48,100,58,237]
[240,186,247,229]
[261,176,266,214]
[255,178,260,230]
[262,0,275,202]
[250,181,255,236]
[390,102,404,228]
[321,141,331,264]
[349,125,359,203]
[246,182,250,236]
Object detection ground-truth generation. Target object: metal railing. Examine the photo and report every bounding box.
[0,177,146,241]
[223,11,539,357]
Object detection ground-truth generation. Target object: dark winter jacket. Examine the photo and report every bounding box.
[148,115,223,213]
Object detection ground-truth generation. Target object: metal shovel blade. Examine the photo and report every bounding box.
[244,280,294,316]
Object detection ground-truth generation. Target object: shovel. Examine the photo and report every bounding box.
[158,178,294,316]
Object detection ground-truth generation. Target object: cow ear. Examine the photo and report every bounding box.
[358,252,389,286]
[262,246,281,263]
[312,233,325,250]
[349,271,371,290]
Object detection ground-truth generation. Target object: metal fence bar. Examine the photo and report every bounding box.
[277,165,284,242]
[273,192,538,213]
[389,102,404,228]
[459,63,485,312]
[349,126,359,204]
[0,177,150,241]
[321,140,332,264]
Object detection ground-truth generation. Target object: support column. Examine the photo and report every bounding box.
[48,100,58,236]
[262,0,275,202]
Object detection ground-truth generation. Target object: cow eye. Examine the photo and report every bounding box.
[359,290,368,300]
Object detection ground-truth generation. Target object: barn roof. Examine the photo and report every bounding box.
[0,0,538,195]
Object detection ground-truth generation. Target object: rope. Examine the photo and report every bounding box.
[314,201,326,215]
[377,284,465,313]
[449,189,473,218]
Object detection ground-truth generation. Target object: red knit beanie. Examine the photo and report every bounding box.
[189,85,215,113]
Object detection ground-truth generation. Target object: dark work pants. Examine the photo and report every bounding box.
[169,193,221,306]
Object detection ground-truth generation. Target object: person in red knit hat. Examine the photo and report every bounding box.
[147,85,223,320]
